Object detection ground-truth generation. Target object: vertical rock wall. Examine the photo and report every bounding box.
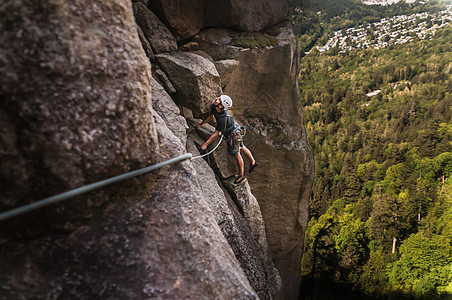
[222,25,315,300]
[184,20,315,299]
[0,0,159,212]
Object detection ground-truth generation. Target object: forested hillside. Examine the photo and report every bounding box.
[293,0,452,299]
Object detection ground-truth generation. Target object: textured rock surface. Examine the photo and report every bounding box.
[225,23,314,300]
[187,135,281,299]
[136,25,155,62]
[132,2,177,54]
[0,112,259,299]
[193,28,244,61]
[216,22,301,125]
[149,0,289,41]
[191,21,314,299]
[156,51,222,116]
[0,0,159,217]
[151,79,187,145]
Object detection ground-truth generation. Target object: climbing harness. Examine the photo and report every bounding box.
[0,135,225,222]
[227,126,246,149]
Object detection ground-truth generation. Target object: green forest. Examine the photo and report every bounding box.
[292,0,452,299]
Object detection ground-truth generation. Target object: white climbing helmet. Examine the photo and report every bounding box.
[220,95,232,109]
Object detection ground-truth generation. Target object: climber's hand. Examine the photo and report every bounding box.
[201,144,207,150]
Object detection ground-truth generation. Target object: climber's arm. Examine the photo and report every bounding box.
[195,114,213,127]
[201,130,220,150]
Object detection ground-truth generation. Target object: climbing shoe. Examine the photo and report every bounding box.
[234,176,246,184]
[249,161,259,173]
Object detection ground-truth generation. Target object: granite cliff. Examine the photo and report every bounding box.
[0,1,313,299]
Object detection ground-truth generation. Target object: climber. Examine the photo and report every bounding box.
[195,95,259,184]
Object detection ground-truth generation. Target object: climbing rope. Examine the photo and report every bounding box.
[0,136,224,222]
[190,134,223,160]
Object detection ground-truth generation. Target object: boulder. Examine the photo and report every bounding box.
[215,59,240,88]
[148,0,206,41]
[132,2,177,54]
[149,0,289,41]
[156,51,222,116]
[192,27,244,61]
[153,68,176,94]
[204,0,289,34]
[136,25,155,62]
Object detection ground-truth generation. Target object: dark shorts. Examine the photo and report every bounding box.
[226,127,246,154]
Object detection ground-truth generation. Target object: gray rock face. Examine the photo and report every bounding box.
[149,0,289,41]
[151,79,187,146]
[205,0,289,34]
[193,27,244,61]
[215,59,240,87]
[187,135,281,299]
[133,2,177,54]
[192,21,314,299]
[149,0,206,41]
[136,25,155,62]
[226,23,314,300]
[0,0,159,216]
[226,23,302,126]
[1,111,259,299]
[141,111,259,299]
[156,51,222,116]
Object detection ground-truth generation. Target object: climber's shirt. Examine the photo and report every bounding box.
[210,104,237,136]
[210,104,244,154]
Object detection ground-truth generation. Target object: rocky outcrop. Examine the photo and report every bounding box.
[218,23,315,300]
[132,2,177,54]
[1,0,313,299]
[187,135,281,298]
[0,0,159,216]
[148,0,289,41]
[156,51,222,115]
[151,79,187,145]
[184,22,314,299]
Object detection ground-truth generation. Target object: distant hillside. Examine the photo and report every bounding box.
[363,0,418,5]
[294,1,452,298]
[317,8,451,53]
[289,0,446,54]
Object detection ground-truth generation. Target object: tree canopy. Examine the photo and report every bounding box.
[295,0,452,298]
